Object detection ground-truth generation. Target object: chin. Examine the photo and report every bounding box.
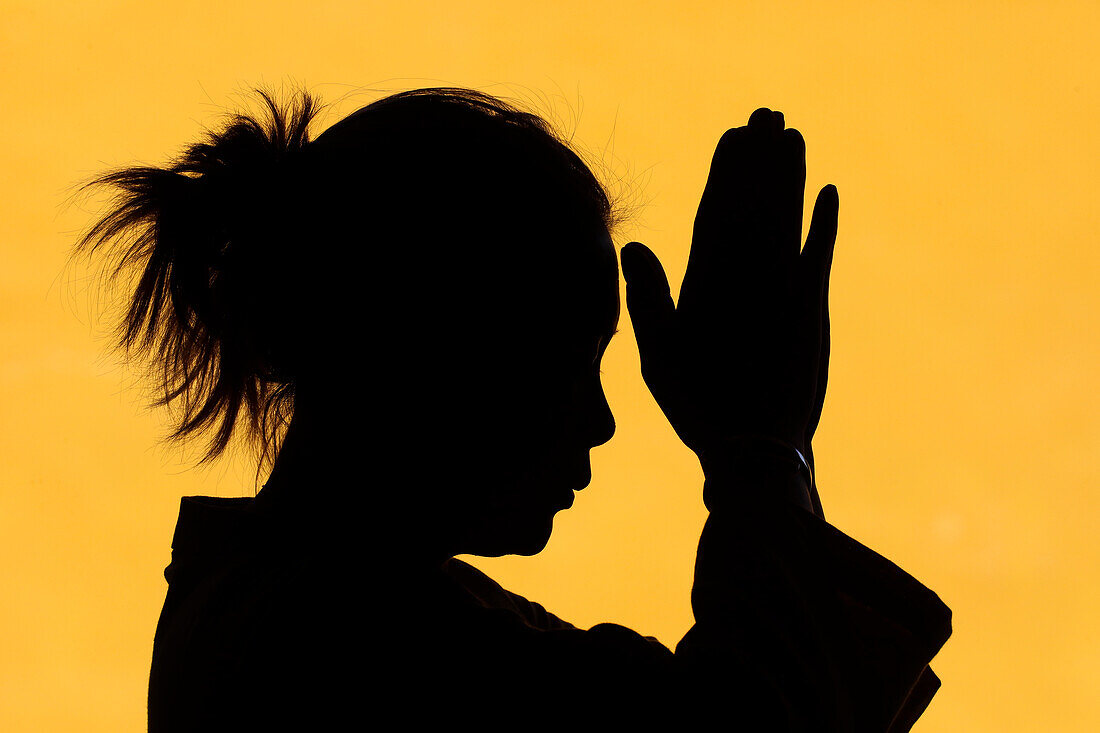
[467,509,558,557]
[510,528,553,557]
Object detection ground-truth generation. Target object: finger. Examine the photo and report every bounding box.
[693,126,750,249]
[621,242,676,359]
[801,184,838,277]
[802,186,838,440]
[688,111,798,307]
[695,107,780,253]
[780,127,807,260]
[748,107,779,132]
[751,109,804,260]
[690,124,770,289]
[734,109,802,258]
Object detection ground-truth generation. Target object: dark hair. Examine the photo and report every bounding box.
[72,84,627,469]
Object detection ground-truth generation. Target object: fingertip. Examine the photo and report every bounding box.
[620,242,649,283]
[806,186,840,256]
[818,184,839,207]
[716,125,745,153]
[621,241,645,262]
[748,107,774,128]
[782,127,805,147]
[619,259,637,290]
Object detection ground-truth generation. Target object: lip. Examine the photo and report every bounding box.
[555,488,576,511]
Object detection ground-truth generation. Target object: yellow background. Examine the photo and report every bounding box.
[2,1,1097,729]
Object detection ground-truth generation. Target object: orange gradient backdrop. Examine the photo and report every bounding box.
[2,1,1097,730]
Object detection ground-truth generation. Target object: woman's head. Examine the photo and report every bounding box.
[75,85,627,556]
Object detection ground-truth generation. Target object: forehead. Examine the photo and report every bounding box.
[533,226,619,337]
[595,231,621,332]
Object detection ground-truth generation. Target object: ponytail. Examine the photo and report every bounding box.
[72,87,326,467]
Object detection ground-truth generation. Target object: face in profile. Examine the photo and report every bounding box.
[423,230,621,558]
[297,136,621,559]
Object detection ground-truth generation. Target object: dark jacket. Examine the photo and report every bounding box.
[148,480,950,731]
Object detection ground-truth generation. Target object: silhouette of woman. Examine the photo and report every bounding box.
[74,87,951,731]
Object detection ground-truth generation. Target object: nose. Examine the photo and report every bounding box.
[585,377,615,448]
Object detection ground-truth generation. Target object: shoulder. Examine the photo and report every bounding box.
[442,557,577,631]
[442,558,672,664]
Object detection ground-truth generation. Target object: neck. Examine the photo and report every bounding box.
[257,408,456,568]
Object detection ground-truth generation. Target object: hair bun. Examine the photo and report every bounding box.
[73,87,324,464]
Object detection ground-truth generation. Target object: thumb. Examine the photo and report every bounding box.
[621,242,675,360]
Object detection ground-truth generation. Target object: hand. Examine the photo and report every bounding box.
[621,108,838,463]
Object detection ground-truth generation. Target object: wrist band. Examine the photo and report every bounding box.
[699,434,813,490]
[698,435,815,514]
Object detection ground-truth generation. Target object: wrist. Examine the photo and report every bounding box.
[698,434,811,477]
[698,435,814,513]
